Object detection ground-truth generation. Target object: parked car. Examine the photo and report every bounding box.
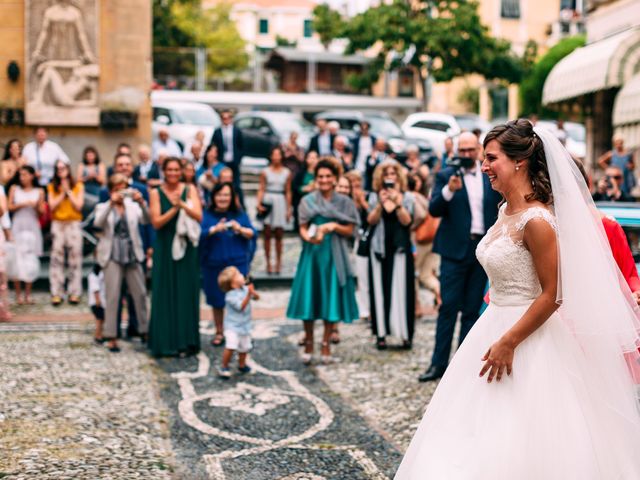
[537,120,586,160]
[596,202,640,274]
[234,111,314,160]
[152,101,221,151]
[453,114,493,139]
[314,110,434,163]
[401,113,460,156]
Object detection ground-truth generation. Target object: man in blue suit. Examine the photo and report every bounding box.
[419,132,502,382]
[209,110,245,207]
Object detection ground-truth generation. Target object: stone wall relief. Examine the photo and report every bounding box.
[26,0,100,126]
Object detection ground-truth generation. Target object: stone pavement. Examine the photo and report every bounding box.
[0,289,441,479]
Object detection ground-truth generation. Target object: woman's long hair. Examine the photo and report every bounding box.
[82,145,101,165]
[51,160,76,193]
[3,139,21,160]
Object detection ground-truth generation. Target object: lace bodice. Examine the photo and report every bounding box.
[476,204,558,306]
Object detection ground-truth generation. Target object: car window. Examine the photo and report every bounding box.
[367,117,403,137]
[254,118,273,133]
[153,107,171,122]
[412,120,450,132]
[173,108,220,127]
[235,117,255,130]
[622,226,640,262]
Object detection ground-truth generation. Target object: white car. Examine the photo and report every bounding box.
[401,113,461,156]
[536,120,586,160]
[152,101,221,151]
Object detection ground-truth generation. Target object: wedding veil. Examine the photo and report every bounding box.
[534,126,640,412]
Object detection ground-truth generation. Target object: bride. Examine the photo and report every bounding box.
[395,119,640,479]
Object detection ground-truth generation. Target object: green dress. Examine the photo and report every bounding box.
[149,187,200,356]
[287,215,359,323]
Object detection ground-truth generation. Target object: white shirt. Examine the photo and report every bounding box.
[441,160,485,235]
[22,140,70,186]
[318,132,332,156]
[88,270,106,307]
[222,125,234,163]
[356,135,373,173]
[152,138,182,161]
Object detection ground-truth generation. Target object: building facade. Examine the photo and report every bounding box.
[0,0,152,164]
[543,0,640,165]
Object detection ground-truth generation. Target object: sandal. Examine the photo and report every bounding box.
[51,295,63,306]
[301,340,313,365]
[211,334,225,347]
[376,337,387,350]
[329,331,340,345]
[68,295,80,305]
[320,341,338,364]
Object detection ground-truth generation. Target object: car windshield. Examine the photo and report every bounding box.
[367,117,403,137]
[455,115,491,133]
[275,116,314,135]
[174,108,219,126]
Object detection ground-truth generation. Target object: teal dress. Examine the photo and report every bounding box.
[148,187,201,357]
[287,215,359,323]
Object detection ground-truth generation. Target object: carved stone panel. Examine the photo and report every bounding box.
[25,0,100,126]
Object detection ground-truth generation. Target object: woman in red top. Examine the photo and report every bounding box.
[600,215,640,300]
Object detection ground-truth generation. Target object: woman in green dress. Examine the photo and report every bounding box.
[148,157,203,357]
[287,158,360,364]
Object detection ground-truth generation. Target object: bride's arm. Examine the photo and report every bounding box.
[479,218,559,383]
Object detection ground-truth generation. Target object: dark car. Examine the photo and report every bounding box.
[314,110,434,163]
[234,111,314,160]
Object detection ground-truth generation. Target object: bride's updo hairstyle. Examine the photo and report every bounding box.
[483,118,553,205]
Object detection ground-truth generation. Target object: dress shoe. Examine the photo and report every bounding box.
[418,365,446,382]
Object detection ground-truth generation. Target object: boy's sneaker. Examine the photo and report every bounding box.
[238,365,252,374]
[218,367,231,379]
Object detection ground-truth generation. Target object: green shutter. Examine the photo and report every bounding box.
[259,18,269,34]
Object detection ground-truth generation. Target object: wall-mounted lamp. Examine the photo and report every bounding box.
[7,61,20,83]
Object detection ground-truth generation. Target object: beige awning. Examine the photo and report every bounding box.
[542,27,640,105]
[613,73,640,149]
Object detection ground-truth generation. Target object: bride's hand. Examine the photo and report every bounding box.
[479,338,514,383]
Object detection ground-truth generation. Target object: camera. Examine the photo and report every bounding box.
[383,180,395,189]
[121,188,134,198]
[605,175,614,190]
[445,156,476,176]
[224,221,234,229]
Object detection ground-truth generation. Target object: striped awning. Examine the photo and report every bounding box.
[543,27,640,105]
[613,73,640,149]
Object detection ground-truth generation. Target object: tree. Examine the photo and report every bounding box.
[519,35,585,117]
[312,4,346,50]
[153,0,248,78]
[318,0,524,109]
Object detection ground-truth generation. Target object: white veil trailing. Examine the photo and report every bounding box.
[534,125,640,431]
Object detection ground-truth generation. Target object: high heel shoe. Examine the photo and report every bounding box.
[301,340,313,365]
[320,342,338,365]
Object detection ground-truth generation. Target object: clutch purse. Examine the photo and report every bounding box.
[256,202,272,220]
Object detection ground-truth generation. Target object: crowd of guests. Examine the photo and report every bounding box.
[0,115,637,375]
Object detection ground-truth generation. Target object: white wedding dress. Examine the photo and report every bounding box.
[395,204,640,479]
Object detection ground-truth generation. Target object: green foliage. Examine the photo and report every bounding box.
[153,0,248,76]
[312,4,347,50]
[519,35,586,117]
[322,0,524,106]
[458,84,480,113]
[276,35,297,48]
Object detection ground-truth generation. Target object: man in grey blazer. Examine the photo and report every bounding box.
[94,173,149,352]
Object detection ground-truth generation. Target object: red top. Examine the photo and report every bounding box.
[601,216,640,293]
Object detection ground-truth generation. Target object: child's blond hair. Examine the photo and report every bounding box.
[218,266,240,293]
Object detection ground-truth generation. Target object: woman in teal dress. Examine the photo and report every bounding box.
[287,158,360,364]
[148,157,203,357]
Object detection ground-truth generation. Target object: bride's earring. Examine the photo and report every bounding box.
[515,164,520,171]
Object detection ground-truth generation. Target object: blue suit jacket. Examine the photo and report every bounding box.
[209,126,244,174]
[429,166,502,261]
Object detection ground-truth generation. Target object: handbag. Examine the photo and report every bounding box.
[256,202,272,221]
[415,214,440,244]
[356,224,375,257]
[39,202,52,229]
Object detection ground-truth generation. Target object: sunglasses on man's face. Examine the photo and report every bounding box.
[607,174,623,181]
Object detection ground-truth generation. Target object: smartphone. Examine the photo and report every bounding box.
[121,189,134,198]
[308,224,318,238]
[224,221,234,229]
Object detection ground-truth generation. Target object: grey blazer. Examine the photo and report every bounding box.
[94,198,149,268]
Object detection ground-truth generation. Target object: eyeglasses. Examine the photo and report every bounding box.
[607,175,623,181]
[458,148,477,154]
